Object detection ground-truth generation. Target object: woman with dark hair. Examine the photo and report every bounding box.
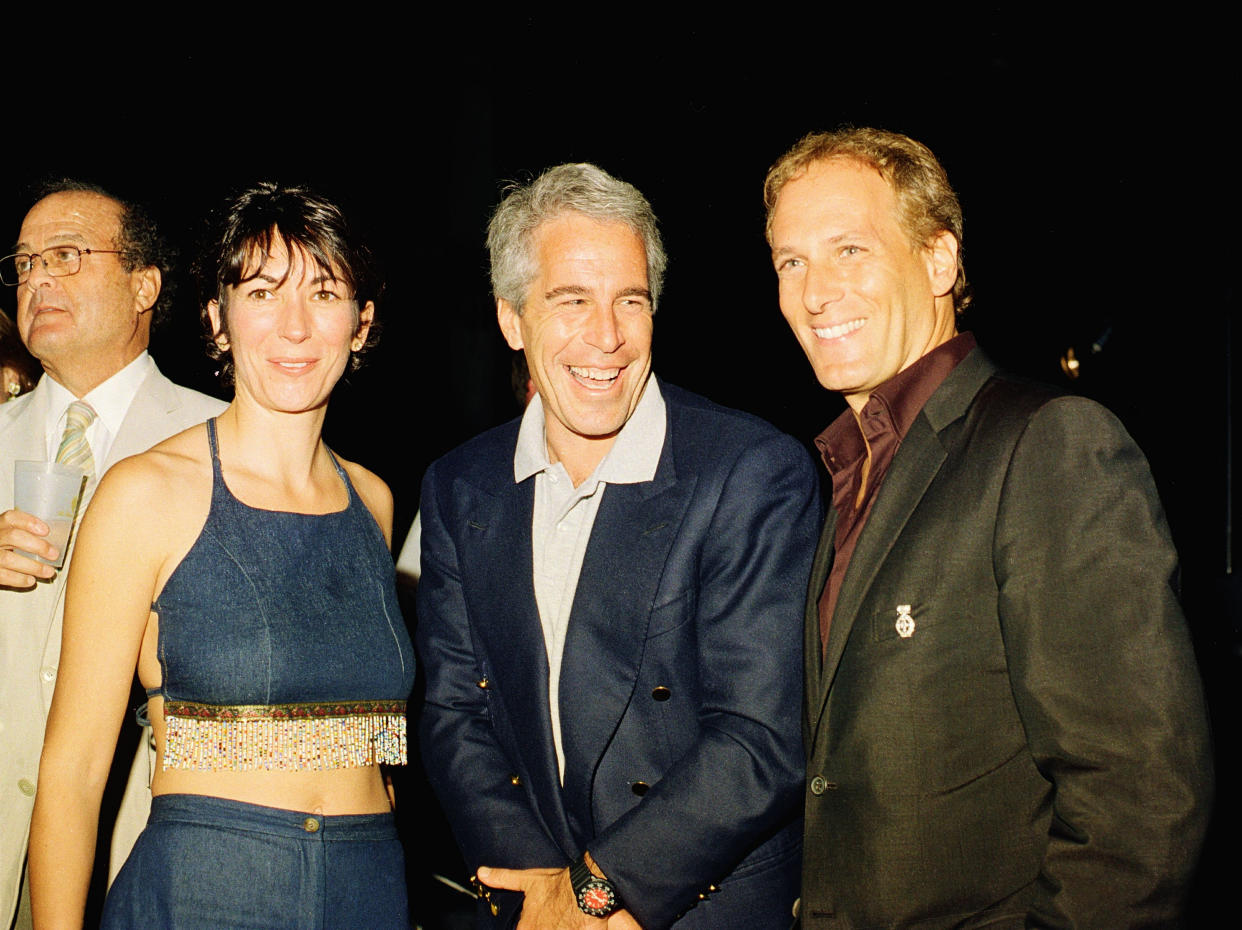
[30,183,413,929]
[0,311,39,401]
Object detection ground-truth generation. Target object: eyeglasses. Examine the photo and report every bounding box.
[1,246,124,286]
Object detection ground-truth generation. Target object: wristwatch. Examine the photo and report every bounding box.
[570,853,620,918]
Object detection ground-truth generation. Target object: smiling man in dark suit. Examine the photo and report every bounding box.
[417,163,820,929]
[765,127,1212,928]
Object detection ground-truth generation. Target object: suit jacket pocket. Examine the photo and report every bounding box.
[870,599,936,643]
[646,587,696,639]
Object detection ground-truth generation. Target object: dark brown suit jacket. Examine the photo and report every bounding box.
[801,348,1212,928]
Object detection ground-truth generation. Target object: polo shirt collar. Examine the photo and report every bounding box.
[514,373,665,486]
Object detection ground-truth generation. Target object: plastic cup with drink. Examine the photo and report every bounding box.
[13,460,88,570]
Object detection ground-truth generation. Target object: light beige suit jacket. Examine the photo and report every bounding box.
[0,365,226,926]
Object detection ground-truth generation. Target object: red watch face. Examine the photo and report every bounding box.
[578,879,616,916]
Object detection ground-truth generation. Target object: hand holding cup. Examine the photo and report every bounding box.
[0,507,59,587]
[2,461,87,587]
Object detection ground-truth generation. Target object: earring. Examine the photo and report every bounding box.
[351,338,364,352]
[215,335,230,351]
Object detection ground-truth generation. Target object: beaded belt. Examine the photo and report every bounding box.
[162,699,407,771]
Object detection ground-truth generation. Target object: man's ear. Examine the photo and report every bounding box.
[497,299,524,351]
[133,266,161,314]
[926,231,959,299]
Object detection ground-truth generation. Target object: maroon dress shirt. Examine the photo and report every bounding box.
[815,332,977,651]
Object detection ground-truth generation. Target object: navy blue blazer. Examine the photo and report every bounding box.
[417,381,821,929]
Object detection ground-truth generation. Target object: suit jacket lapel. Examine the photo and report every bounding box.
[103,368,182,471]
[0,380,53,470]
[808,349,997,746]
[557,450,694,844]
[828,417,947,660]
[459,473,577,854]
[803,507,837,736]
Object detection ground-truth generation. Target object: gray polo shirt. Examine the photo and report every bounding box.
[513,375,666,781]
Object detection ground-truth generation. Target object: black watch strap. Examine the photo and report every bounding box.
[570,854,620,918]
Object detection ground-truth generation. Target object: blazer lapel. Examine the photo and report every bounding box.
[459,474,576,854]
[557,455,694,843]
[103,367,195,471]
[803,507,837,734]
[806,418,948,743]
[809,349,997,746]
[0,380,53,470]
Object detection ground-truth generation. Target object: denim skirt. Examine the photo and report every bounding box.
[102,794,409,929]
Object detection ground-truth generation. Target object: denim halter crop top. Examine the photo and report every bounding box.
[150,419,414,771]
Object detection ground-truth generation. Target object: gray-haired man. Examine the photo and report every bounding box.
[418,163,820,929]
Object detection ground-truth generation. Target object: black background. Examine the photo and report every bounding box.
[9,16,1236,923]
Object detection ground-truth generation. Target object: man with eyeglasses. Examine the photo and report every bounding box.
[0,180,225,930]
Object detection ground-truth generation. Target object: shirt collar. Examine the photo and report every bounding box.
[815,332,976,474]
[44,351,155,441]
[514,373,666,486]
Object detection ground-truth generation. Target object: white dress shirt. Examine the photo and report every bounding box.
[41,352,156,476]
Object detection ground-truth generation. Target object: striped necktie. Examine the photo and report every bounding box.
[56,401,97,484]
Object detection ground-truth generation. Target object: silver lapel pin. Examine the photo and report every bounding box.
[895,604,915,638]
